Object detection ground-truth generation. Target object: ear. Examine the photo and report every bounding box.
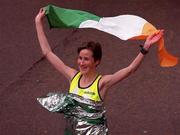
[95,60,100,67]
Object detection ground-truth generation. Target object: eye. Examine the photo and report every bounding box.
[78,56,82,60]
[84,57,89,61]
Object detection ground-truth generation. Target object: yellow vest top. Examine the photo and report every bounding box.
[69,72,102,102]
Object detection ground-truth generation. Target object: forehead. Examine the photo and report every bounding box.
[79,49,93,56]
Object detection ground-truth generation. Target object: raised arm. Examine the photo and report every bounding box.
[100,30,164,90]
[35,8,77,81]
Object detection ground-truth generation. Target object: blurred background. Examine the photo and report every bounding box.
[0,0,180,135]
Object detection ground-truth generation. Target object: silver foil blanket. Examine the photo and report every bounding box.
[37,92,108,135]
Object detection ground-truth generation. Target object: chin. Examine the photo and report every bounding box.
[80,70,87,75]
[79,69,89,75]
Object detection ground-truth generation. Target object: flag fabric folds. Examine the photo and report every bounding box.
[44,4,178,67]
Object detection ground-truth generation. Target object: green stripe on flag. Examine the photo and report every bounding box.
[44,5,100,28]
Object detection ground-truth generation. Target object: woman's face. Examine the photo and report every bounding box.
[77,49,98,74]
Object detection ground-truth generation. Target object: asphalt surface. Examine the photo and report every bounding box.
[0,0,180,135]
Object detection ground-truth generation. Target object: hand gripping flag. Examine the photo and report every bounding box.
[44,4,178,67]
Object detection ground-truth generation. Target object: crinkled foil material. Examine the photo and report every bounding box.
[37,92,108,135]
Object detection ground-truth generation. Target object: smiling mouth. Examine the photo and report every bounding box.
[80,66,87,71]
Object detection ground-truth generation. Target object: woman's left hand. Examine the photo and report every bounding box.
[143,30,164,50]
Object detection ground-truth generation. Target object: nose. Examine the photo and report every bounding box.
[80,59,84,65]
[79,58,85,66]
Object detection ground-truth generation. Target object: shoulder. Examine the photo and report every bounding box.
[99,74,113,90]
[70,71,80,81]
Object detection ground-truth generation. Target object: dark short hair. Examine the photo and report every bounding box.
[77,41,102,62]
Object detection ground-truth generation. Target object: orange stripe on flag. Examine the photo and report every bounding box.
[158,38,178,67]
[131,22,178,67]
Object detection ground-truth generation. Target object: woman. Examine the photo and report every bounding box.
[35,8,163,135]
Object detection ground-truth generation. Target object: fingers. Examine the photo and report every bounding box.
[39,8,45,15]
[147,33,156,40]
[144,29,164,49]
[35,8,46,23]
[156,29,164,36]
[37,8,45,16]
[145,29,164,46]
[156,30,164,37]
[156,30,164,39]
[148,29,164,40]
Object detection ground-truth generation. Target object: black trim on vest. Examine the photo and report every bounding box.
[97,76,103,101]
[78,74,99,89]
[70,71,79,82]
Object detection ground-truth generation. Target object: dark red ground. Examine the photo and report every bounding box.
[1,0,180,135]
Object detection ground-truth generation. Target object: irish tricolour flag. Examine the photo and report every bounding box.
[44,4,178,67]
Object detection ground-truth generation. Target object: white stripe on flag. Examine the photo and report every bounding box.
[79,15,147,40]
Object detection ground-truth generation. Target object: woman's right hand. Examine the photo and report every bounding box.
[35,8,46,23]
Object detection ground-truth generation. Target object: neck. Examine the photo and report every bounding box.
[81,71,98,82]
